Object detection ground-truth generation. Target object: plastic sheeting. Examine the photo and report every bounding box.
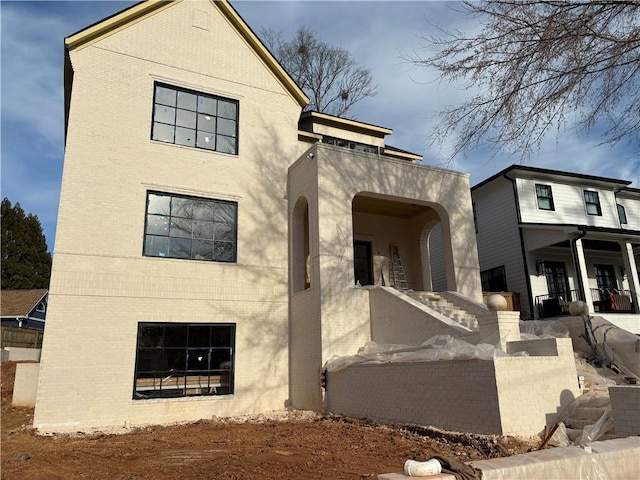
[519,320,570,340]
[324,335,523,372]
[469,437,640,480]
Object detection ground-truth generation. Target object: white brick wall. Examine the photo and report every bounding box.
[609,385,640,438]
[35,0,301,432]
[326,338,580,436]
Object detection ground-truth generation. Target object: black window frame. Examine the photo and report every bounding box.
[535,184,555,211]
[583,190,602,216]
[472,202,478,233]
[480,265,508,292]
[617,204,628,224]
[133,322,235,400]
[151,82,239,155]
[143,191,238,263]
[322,135,378,154]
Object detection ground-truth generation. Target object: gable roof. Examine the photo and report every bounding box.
[64,0,309,135]
[0,289,48,318]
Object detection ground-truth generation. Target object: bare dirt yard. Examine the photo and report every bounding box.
[1,361,539,479]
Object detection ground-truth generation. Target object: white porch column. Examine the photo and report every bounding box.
[621,241,640,313]
[573,238,594,313]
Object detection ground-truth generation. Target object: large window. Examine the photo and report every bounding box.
[144,192,237,262]
[151,83,238,154]
[481,265,507,292]
[134,323,235,399]
[584,190,602,216]
[535,184,554,211]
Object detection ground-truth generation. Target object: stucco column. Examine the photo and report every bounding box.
[621,240,640,313]
[572,237,593,313]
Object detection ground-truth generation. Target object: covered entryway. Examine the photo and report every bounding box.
[352,193,445,292]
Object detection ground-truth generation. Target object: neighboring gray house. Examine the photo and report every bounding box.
[436,165,639,325]
[0,289,48,330]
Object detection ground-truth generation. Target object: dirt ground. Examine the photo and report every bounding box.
[1,361,540,479]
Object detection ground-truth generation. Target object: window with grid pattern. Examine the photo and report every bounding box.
[151,83,238,154]
[133,323,235,399]
[143,192,237,262]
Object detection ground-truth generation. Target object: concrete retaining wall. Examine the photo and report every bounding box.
[326,359,503,435]
[380,436,640,480]
[12,362,40,406]
[1,347,41,362]
[325,338,579,436]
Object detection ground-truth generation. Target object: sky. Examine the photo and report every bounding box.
[2,0,639,253]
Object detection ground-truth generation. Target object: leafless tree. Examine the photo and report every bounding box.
[411,0,640,161]
[261,26,376,118]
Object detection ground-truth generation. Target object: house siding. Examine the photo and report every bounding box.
[517,178,621,228]
[472,178,529,316]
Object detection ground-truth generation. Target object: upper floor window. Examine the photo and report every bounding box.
[151,83,238,155]
[144,192,237,263]
[583,190,602,216]
[617,204,627,224]
[535,184,554,211]
[322,135,378,154]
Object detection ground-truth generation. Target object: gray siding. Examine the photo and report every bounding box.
[473,178,530,317]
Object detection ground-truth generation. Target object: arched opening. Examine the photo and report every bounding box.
[292,196,310,293]
[352,193,443,291]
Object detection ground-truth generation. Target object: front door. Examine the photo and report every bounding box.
[544,261,570,299]
[354,241,373,285]
[594,264,616,291]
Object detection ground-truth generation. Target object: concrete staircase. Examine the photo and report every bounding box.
[563,386,616,442]
[406,291,478,330]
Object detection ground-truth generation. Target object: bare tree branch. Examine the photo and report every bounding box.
[410,0,640,161]
[260,26,377,118]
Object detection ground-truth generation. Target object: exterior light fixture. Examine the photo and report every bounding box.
[535,260,545,277]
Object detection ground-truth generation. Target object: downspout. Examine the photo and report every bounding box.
[571,228,588,302]
[503,172,534,318]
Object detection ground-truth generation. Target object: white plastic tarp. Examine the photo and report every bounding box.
[323,335,522,372]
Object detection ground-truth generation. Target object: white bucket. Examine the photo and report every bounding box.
[404,458,442,477]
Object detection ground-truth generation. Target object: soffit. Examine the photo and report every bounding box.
[352,196,432,219]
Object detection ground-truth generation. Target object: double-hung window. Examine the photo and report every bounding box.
[584,190,602,216]
[152,83,238,154]
[133,323,235,399]
[535,184,554,211]
[144,192,237,262]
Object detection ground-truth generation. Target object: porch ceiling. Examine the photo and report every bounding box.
[352,195,432,219]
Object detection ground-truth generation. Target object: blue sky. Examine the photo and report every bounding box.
[2,0,638,252]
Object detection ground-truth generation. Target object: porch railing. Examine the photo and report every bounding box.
[535,290,581,318]
[590,288,635,313]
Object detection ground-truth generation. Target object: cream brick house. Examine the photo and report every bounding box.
[35,0,578,436]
